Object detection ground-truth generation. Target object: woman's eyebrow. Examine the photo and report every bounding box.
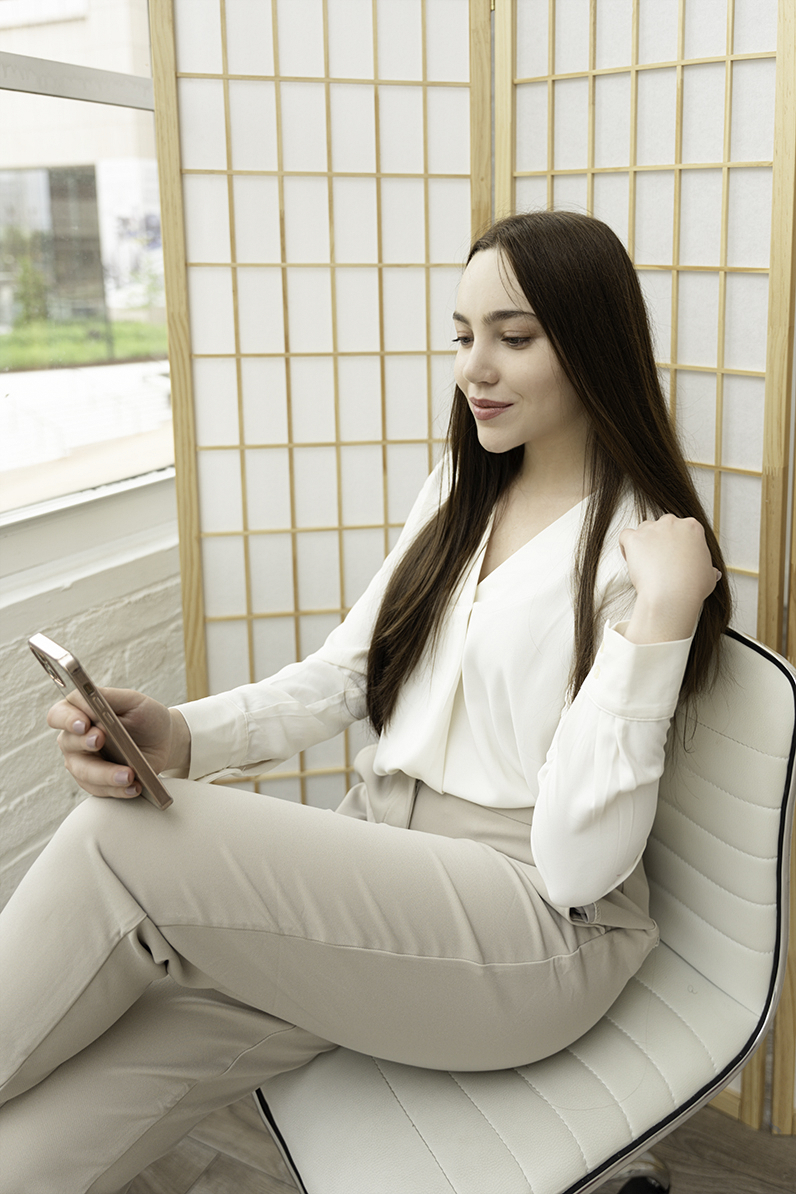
[452,308,537,326]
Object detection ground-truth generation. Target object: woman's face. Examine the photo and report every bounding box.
[452,248,588,466]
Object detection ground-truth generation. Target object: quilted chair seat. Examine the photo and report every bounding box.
[255,631,796,1194]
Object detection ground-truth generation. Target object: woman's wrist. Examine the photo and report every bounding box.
[166,707,192,774]
[622,592,700,645]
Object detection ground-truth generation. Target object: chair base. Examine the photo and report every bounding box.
[612,1151,671,1192]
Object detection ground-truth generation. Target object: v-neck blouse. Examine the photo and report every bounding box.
[179,462,694,907]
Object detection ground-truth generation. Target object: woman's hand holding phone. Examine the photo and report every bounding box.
[47,690,190,801]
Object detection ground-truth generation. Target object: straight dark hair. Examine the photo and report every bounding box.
[366,211,731,735]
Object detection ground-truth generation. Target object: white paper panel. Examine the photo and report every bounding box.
[293,447,338,526]
[675,370,716,464]
[385,356,429,439]
[341,444,384,524]
[553,173,587,213]
[304,771,347,811]
[202,536,247,616]
[515,83,548,173]
[689,465,715,522]
[636,69,677,165]
[283,176,330,263]
[183,174,230,264]
[225,0,275,75]
[328,0,374,78]
[277,0,325,77]
[634,171,675,265]
[249,534,295,613]
[515,175,548,214]
[198,450,243,532]
[592,172,629,249]
[729,573,759,637]
[554,78,589,169]
[427,88,470,174]
[722,374,765,472]
[679,170,723,267]
[387,443,430,522]
[188,267,235,353]
[730,58,776,163]
[516,0,549,79]
[638,270,673,361]
[337,356,382,440]
[425,0,469,83]
[377,0,423,80]
[245,448,291,529]
[297,531,341,608]
[332,178,378,263]
[595,0,632,69]
[300,613,343,655]
[721,472,762,573]
[681,64,726,164]
[178,79,227,170]
[428,268,462,350]
[683,0,727,60]
[381,178,426,262]
[303,734,346,773]
[228,81,278,171]
[207,619,250,694]
[638,0,678,65]
[194,358,239,446]
[330,83,377,173]
[253,616,297,680]
[174,0,223,73]
[678,272,720,367]
[290,357,336,443]
[428,178,471,263]
[431,353,455,435]
[335,269,381,352]
[286,268,332,354]
[594,72,631,168]
[233,176,281,264]
[280,82,328,171]
[238,268,286,354]
[726,168,772,268]
[241,358,289,444]
[555,0,589,74]
[724,273,769,373]
[733,0,778,54]
[378,86,424,173]
[343,527,387,605]
[382,268,427,350]
[260,774,302,803]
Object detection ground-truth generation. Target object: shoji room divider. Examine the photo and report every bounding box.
[493,0,795,1138]
[150,0,794,1134]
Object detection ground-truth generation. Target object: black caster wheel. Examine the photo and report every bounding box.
[618,1179,669,1194]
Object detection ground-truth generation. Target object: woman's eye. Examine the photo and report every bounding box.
[503,336,531,347]
[452,335,472,345]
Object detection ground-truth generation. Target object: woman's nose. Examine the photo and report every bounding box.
[462,341,497,385]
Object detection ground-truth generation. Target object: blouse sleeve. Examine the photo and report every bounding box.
[174,464,446,782]
[530,620,693,909]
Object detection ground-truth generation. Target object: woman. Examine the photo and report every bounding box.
[0,212,729,1193]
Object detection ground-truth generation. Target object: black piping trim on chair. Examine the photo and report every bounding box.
[252,1086,310,1194]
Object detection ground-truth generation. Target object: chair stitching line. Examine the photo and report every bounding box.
[675,760,785,810]
[449,1074,536,1191]
[371,1059,458,1192]
[691,719,788,761]
[627,975,720,1070]
[513,1071,590,1173]
[556,1048,634,1135]
[603,1016,677,1104]
[657,800,775,862]
[650,877,775,954]
[651,838,775,908]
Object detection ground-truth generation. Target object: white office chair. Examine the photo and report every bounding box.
[254,630,796,1193]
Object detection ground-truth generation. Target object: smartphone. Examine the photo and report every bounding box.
[29,633,173,810]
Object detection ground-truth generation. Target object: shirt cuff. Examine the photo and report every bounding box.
[173,694,250,781]
[583,621,693,721]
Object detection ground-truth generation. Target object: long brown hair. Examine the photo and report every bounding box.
[366,211,731,735]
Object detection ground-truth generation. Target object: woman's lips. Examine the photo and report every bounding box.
[471,399,511,421]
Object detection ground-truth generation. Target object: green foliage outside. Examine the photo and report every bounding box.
[1,319,168,370]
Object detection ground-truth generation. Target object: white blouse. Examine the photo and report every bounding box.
[177,463,693,907]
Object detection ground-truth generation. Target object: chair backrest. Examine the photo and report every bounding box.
[646,629,796,1019]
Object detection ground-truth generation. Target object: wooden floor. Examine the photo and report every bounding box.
[128,1095,796,1194]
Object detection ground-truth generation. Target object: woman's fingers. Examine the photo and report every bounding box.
[47,693,141,799]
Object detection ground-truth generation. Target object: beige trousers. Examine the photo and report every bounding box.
[0,749,657,1194]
